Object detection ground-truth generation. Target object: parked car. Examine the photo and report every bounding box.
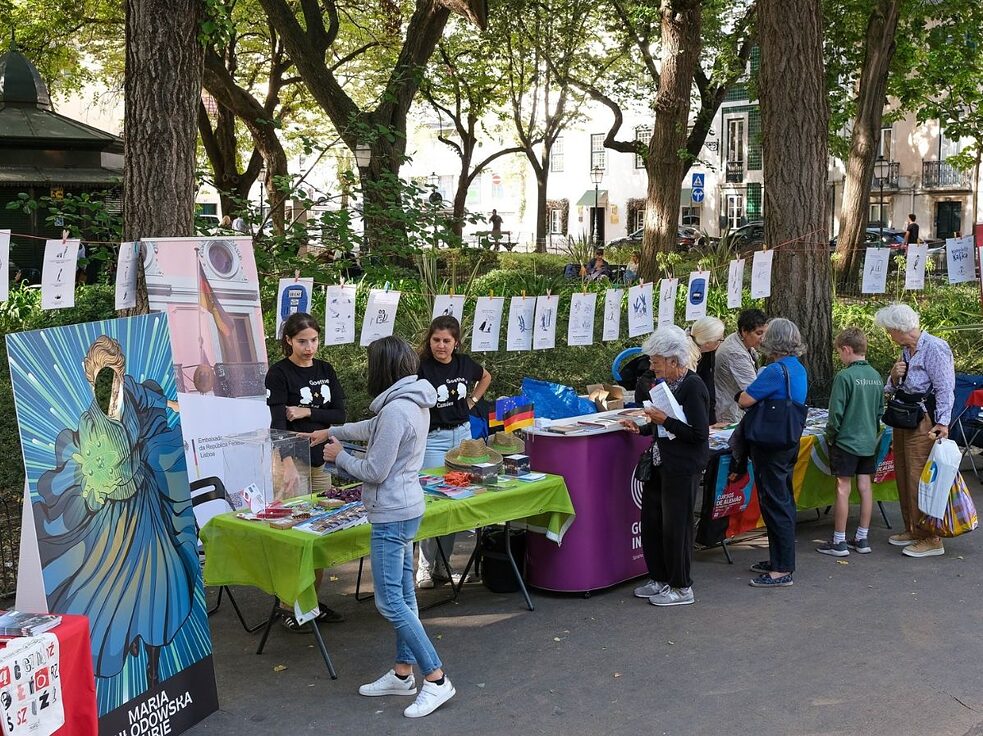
[726,221,765,252]
[608,226,705,251]
[9,261,41,285]
[829,227,906,250]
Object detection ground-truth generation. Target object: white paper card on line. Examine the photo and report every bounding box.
[946,234,975,284]
[432,294,466,322]
[567,291,597,346]
[275,277,315,338]
[658,278,678,327]
[602,289,622,342]
[41,238,80,310]
[727,258,745,309]
[324,284,357,345]
[533,294,559,350]
[471,296,505,352]
[113,242,140,310]
[861,247,890,294]
[750,250,774,299]
[506,296,536,351]
[628,282,654,337]
[684,271,710,321]
[0,230,10,303]
[904,243,928,291]
[360,288,400,346]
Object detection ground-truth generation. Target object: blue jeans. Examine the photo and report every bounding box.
[371,516,443,675]
[418,424,472,578]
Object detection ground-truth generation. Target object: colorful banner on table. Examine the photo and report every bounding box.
[6,313,218,734]
[0,633,64,736]
[275,277,315,338]
[495,395,534,432]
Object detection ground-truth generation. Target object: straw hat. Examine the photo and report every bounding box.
[487,431,525,455]
[444,438,503,469]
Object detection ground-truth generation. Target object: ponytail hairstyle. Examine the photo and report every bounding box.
[280,312,321,357]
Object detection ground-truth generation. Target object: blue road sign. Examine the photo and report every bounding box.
[692,187,705,203]
[691,173,705,188]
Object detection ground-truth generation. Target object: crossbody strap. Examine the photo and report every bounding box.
[778,361,791,400]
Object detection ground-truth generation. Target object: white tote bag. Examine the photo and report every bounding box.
[917,439,961,519]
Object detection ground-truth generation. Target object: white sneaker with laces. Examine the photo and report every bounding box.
[633,579,667,598]
[416,570,435,590]
[358,669,417,697]
[404,677,456,718]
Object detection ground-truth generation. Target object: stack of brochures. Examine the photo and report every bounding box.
[0,610,61,637]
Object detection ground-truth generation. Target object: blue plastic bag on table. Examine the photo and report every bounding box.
[520,377,596,420]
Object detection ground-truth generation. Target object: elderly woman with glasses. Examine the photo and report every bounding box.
[620,326,709,607]
[737,318,808,588]
[875,303,955,558]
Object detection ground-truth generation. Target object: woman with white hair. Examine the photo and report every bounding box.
[875,303,955,558]
[620,326,709,607]
[737,318,808,588]
[690,316,725,424]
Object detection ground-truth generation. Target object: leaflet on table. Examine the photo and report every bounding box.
[294,502,368,535]
[648,382,687,439]
[0,609,61,636]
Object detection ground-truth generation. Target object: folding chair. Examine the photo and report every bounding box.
[190,476,266,633]
[951,388,983,481]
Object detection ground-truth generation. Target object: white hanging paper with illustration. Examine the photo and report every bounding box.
[602,289,622,342]
[750,250,774,298]
[946,234,975,284]
[727,258,745,309]
[0,229,9,302]
[471,296,504,352]
[506,296,536,351]
[41,238,80,310]
[861,247,890,294]
[325,284,357,345]
[360,289,400,346]
[903,243,928,291]
[533,294,559,350]
[658,278,678,327]
[685,271,710,321]
[567,292,597,346]
[432,294,466,321]
[628,282,654,337]
[114,242,140,310]
[275,277,315,338]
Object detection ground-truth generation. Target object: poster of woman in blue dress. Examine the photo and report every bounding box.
[7,313,217,731]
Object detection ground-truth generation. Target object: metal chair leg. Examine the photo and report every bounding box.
[720,537,734,564]
[503,522,533,611]
[354,557,373,602]
[206,584,224,616]
[420,537,461,611]
[878,501,892,529]
[255,599,280,655]
[225,587,266,633]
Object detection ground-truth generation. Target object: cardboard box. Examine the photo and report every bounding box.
[503,454,531,476]
[586,383,625,411]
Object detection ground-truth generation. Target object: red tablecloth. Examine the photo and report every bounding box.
[0,614,99,736]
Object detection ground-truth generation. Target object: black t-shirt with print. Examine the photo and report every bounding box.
[418,353,483,431]
[265,358,346,466]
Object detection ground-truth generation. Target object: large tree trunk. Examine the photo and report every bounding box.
[123,0,203,314]
[357,136,410,253]
[523,151,549,253]
[638,0,702,283]
[759,0,834,401]
[834,0,902,288]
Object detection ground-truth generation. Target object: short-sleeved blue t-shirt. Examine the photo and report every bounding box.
[746,356,808,403]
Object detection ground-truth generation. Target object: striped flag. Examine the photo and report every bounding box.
[198,260,234,337]
[495,395,534,433]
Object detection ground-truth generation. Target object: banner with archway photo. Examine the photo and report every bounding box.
[7,312,218,735]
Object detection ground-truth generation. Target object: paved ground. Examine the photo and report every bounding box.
[189,470,983,736]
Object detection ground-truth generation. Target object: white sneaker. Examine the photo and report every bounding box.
[649,586,695,607]
[633,579,667,598]
[358,669,417,697]
[403,677,456,718]
[416,570,435,590]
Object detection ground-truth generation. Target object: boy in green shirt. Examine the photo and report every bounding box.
[817,328,885,557]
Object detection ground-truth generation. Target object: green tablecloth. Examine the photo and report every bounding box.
[200,472,575,612]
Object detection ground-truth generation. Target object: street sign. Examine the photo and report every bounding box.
[691,173,705,188]
[692,188,705,203]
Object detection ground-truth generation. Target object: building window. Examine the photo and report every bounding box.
[634,127,650,169]
[590,133,606,171]
[725,117,745,182]
[726,194,744,230]
[491,172,504,201]
[550,137,564,172]
[746,183,762,220]
[869,201,889,227]
[633,207,645,232]
[940,128,962,160]
[878,127,893,160]
[549,208,563,234]
[680,206,700,228]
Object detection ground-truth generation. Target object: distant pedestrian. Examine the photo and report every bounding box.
[624,252,640,283]
[902,213,919,246]
[232,214,248,233]
[489,209,503,241]
[816,328,884,557]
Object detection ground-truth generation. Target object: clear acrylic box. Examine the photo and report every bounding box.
[222,428,311,510]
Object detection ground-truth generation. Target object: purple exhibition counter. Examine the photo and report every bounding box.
[523,413,650,593]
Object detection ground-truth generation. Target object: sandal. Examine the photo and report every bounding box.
[316,601,345,624]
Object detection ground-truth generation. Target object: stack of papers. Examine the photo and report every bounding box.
[0,610,61,637]
[294,502,368,535]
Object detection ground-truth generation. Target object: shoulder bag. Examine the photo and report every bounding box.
[882,355,935,429]
[742,362,808,450]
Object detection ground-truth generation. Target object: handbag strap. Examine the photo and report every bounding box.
[777,361,791,400]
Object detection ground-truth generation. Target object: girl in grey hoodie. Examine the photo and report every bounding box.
[317,336,456,718]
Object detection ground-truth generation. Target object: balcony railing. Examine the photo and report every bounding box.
[725,160,744,183]
[871,161,900,189]
[922,160,972,189]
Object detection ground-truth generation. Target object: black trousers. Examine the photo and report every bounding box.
[640,467,699,589]
[748,444,798,573]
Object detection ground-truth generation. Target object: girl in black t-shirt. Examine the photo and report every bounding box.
[415,316,491,589]
[265,312,346,628]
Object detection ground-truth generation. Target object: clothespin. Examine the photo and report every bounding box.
[489,289,494,298]
[450,286,455,296]
[339,276,346,287]
[384,281,391,292]
[521,290,526,300]
[294,269,300,282]
[61,230,69,245]
[546,289,552,298]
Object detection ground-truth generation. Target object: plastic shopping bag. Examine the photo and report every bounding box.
[520,378,596,420]
[918,472,979,538]
[917,439,961,519]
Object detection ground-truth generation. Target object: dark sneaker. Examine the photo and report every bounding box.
[848,537,872,554]
[749,573,793,588]
[816,540,849,557]
[316,602,345,624]
[749,560,772,574]
[280,612,312,633]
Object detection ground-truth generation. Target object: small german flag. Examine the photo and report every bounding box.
[488,410,504,429]
[496,395,534,433]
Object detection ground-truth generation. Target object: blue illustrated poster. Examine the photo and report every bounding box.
[7,313,218,735]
